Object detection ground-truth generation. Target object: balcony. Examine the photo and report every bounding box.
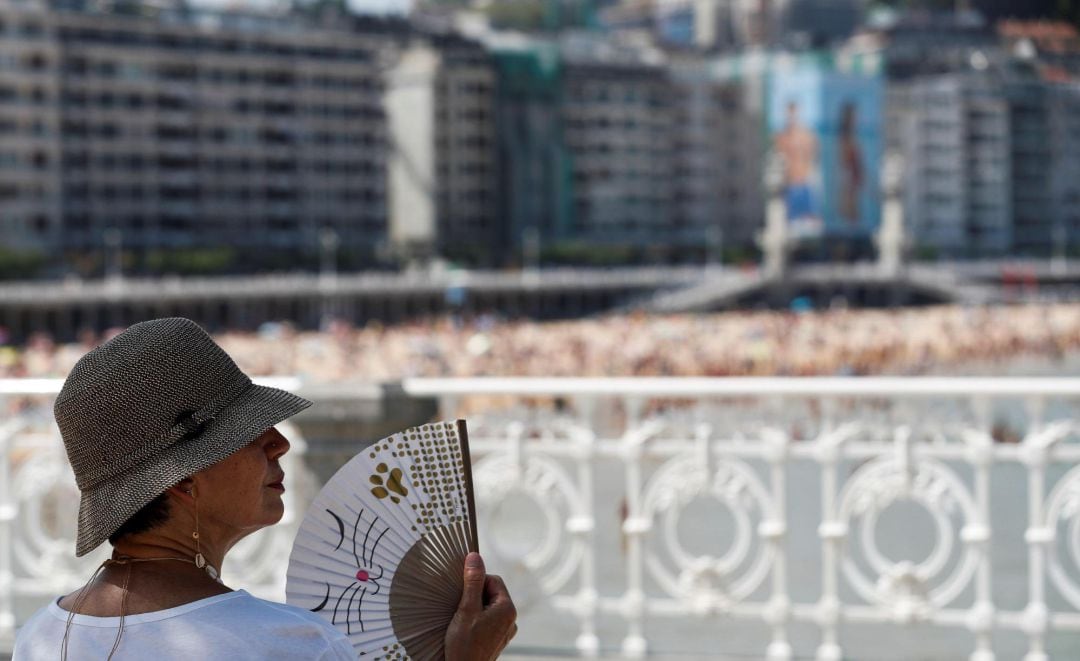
[2,377,1080,659]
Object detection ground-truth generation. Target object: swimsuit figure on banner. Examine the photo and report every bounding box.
[774,100,823,239]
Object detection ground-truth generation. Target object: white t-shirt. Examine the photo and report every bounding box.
[13,589,355,660]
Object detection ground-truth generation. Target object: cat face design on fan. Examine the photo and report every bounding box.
[309,508,390,635]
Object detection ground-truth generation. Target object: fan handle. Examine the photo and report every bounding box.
[457,418,480,555]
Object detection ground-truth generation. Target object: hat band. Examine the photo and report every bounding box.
[79,376,253,491]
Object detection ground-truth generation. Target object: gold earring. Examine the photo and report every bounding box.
[189,487,220,581]
[192,488,205,569]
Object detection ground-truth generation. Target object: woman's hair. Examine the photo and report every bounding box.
[108,492,172,544]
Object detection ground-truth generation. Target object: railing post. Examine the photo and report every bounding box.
[0,412,17,649]
[965,397,995,661]
[815,401,844,661]
[620,396,648,657]
[1021,398,1051,661]
[572,396,599,656]
[763,427,792,660]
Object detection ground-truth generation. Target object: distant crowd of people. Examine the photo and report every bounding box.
[2,303,1079,381]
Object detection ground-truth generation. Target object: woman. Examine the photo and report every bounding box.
[838,101,864,226]
[13,317,516,659]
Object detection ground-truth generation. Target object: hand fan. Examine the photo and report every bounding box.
[286,419,479,659]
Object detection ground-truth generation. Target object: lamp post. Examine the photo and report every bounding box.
[319,228,339,326]
[706,223,724,274]
[523,225,540,285]
[876,151,907,278]
[1052,220,1067,276]
[104,228,122,282]
[523,225,540,270]
[319,227,339,284]
[759,149,789,281]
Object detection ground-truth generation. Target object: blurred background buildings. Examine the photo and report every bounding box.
[2,0,1080,279]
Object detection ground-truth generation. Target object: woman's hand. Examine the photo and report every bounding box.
[445,552,518,661]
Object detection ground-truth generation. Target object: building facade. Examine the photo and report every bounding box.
[489,37,573,263]
[429,32,498,264]
[1,1,391,271]
[667,54,762,255]
[844,12,1080,258]
[559,35,678,256]
[888,62,1080,258]
[1047,83,1080,255]
[889,74,1012,257]
[385,34,498,265]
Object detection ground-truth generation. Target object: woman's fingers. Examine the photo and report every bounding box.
[502,622,519,650]
[483,575,511,606]
[483,575,517,624]
[482,573,517,652]
[458,552,486,614]
[446,559,519,661]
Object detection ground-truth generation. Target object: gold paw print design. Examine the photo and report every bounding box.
[370,463,408,504]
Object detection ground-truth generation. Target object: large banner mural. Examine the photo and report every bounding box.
[768,69,883,238]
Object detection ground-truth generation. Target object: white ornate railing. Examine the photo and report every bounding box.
[4,377,1080,659]
[402,378,1080,660]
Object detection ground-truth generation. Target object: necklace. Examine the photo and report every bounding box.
[60,555,223,661]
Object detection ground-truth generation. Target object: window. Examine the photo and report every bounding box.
[264,70,295,87]
[158,63,195,82]
[24,53,47,70]
[120,62,143,80]
[96,60,118,78]
[19,22,44,37]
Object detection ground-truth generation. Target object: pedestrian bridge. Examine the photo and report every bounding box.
[3,377,1080,659]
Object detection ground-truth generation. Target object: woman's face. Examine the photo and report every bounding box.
[192,426,290,537]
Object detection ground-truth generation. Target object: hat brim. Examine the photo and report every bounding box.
[74,383,312,557]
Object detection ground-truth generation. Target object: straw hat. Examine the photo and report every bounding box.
[54,318,312,557]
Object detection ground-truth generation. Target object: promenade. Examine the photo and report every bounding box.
[2,260,1079,341]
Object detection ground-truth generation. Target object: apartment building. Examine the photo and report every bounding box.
[0,2,61,250]
[384,31,498,265]
[1047,83,1080,254]
[888,55,1080,258]
[890,73,1012,257]
[0,1,391,268]
[839,11,999,81]
[559,35,676,253]
[667,54,762,255]
[488,37,572,262]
